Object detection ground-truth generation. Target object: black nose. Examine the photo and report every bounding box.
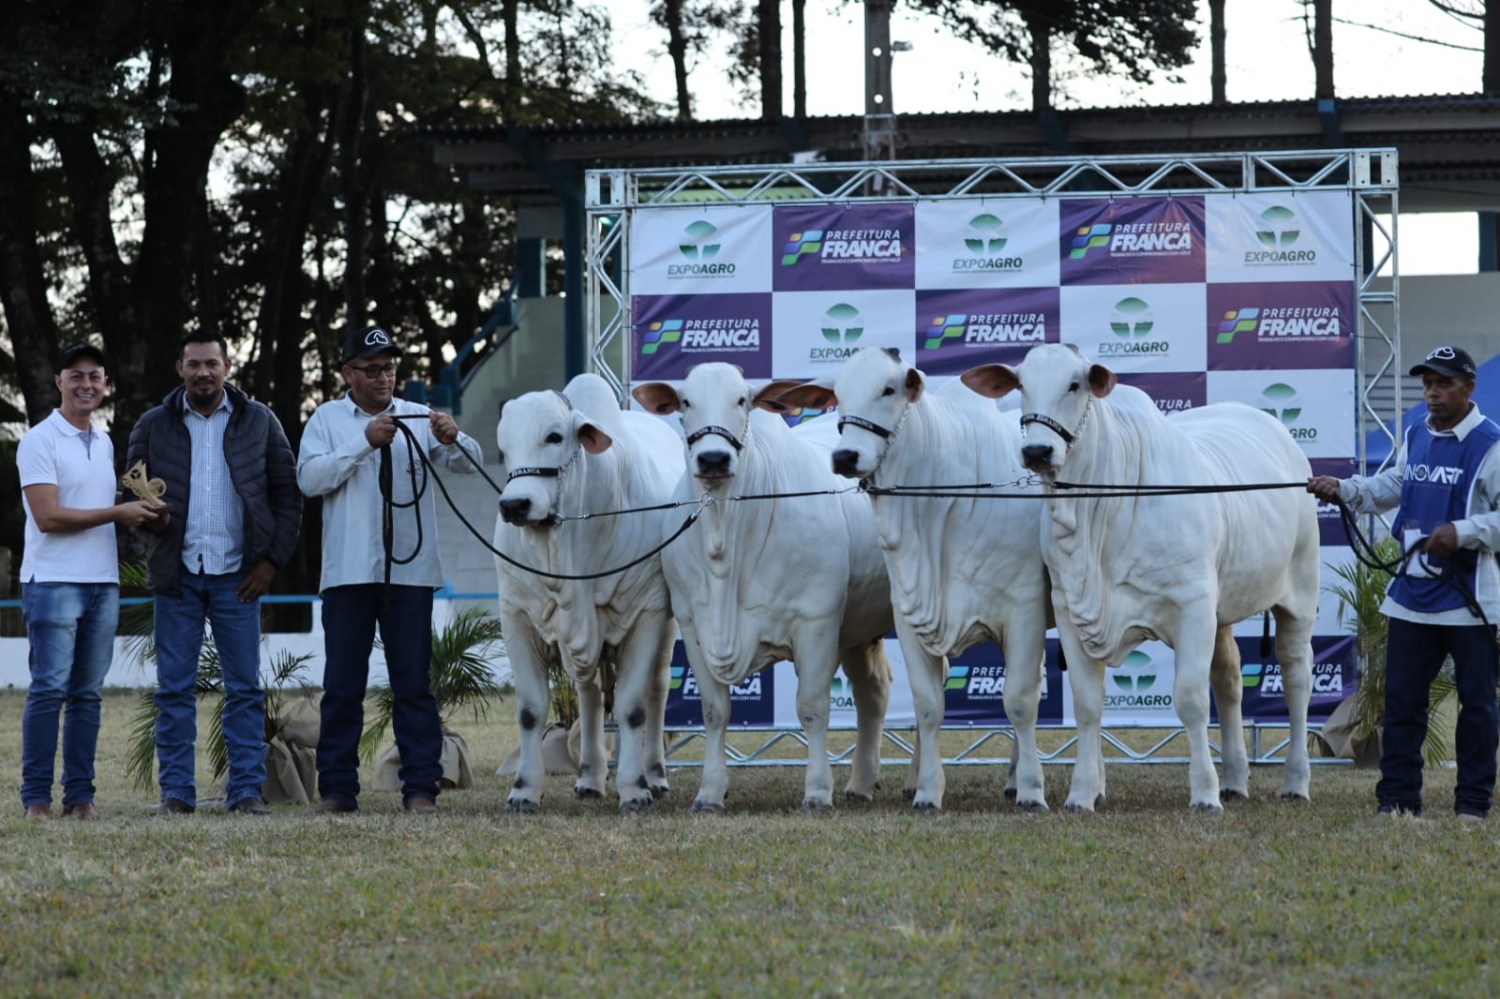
[697,450,731,476]
[832,449,860,478]
[499,497,532,524]
[1021,444,1053,469]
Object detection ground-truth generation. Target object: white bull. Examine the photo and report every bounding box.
[777,347,1050,811]
[963,343,1320,812]
[494,374,683,813]
[633,363,895,811]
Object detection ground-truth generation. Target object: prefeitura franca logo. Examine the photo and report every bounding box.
[923,311,1046,351]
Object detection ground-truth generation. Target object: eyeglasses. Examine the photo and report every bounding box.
[348,362,398,379]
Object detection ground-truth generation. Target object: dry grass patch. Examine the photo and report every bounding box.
[0,690,1496,996]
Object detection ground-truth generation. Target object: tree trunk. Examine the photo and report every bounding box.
[1209,0,1226,104]
[340,13,369,335]
[758,0,782,120]
[1310,0,1334,100]
[503,0,520,119]
[1486,0,1499,94]
[663,0,692,120]
[792,0,807,120]
[0,104,62,424]
[1027,12,1052,113]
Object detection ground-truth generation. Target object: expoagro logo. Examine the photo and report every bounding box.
[923,310,1046,351]
[667,220,735,278]
[809,302,864,363]
[1245,205,1316,266]
[1216,304,1341,345]
[1105,650,1171,709]
[951,212,1023,272]
[1258,382,1316,442]
[1097,296,1170,358]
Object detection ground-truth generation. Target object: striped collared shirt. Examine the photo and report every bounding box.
[181,391,244,575]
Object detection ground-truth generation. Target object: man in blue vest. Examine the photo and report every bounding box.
[1310,345,1500,823]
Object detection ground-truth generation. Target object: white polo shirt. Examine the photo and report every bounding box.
[17,410,119,584]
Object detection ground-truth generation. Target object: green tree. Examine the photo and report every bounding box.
[900,0,1199,112]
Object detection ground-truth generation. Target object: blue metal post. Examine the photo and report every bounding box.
[516,237,545,297]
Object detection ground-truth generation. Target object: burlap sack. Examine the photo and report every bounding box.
[261,693,322,804]
[1309,694,1382,768]
[372,730,477,791]
[496,721,580,776]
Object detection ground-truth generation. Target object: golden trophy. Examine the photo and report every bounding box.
[121,460,168,509]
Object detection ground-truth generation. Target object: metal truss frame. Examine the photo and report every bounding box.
[586,149,1399,768]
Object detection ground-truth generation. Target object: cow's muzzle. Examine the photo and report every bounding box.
[831,449,862,478]
[1021,444,1055,471]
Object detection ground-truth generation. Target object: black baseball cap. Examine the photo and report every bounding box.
[56,341,107,373]
[1409,345,1478,380]
[342,325,399,364]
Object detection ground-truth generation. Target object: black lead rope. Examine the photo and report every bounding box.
[1334,497,1491,629]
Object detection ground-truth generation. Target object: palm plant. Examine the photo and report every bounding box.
[358,606,507,762]
[1325,539,1456,763]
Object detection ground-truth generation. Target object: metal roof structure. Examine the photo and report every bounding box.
[428,93,1500,213]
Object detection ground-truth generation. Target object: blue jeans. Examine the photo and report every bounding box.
[1378,617,1500,816]
[21,581,119,808]
[318,584,442,808]
[154,569,266,807]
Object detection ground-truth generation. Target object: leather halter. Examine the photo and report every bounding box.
[1019,396,1092,451]
[837,414,893,440]
[685,424,746,452]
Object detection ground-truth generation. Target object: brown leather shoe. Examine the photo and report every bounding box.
[23,803,53,820]
[316,798,357,814]
[62,802,100,821]
[152,797,195,816]
[403,795,438,815]
[228,796,270,816]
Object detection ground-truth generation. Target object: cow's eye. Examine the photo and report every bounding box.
[545,432,563,445]
[736,396,746,407]
[881,386,895,397]
[1067,382,1079,393]
[681,398,692,410]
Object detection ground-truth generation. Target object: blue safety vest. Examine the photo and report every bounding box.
[1389,416,1500,614]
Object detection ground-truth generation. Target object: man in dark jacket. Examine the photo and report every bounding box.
[126,329,302,815]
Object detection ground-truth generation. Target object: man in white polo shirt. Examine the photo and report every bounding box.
[17,341,164,820]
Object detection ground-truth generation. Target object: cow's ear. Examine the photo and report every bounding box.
[1087,364,1117,398]
[775,380,837,411]
[959,363,1018,400]
[752,379,809,413]
[576,417,615,454]
[631,382,681,415]
[904,366,926,403]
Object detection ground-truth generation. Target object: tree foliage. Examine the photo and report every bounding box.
[899,0,1199,111]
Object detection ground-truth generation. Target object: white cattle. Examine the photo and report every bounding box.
[776,347,1050,811]
[633,363,895,811]
[963,343,1320,812]
[494,374,684,812]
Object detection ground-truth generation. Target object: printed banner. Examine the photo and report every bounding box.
[625,186,1362,731]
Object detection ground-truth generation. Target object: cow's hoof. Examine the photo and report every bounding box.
[504,798,540,814]
[574,786,604,800]
[619,797,655,814]
[1063,801,1094,814]
[911,800,940,813]
[1015,798,1049,813]
[1220,788,1249,802]
[1094,793,1108,809]
[1279,790,1311,803]
[1190,801,1225,815]
[842,788,875,803]
[690,799,723,814]
[649,783,671,800]
[1003,787,1018,800]
[802,798,834,812]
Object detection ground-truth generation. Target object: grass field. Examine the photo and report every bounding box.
[0,689,1496,997]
